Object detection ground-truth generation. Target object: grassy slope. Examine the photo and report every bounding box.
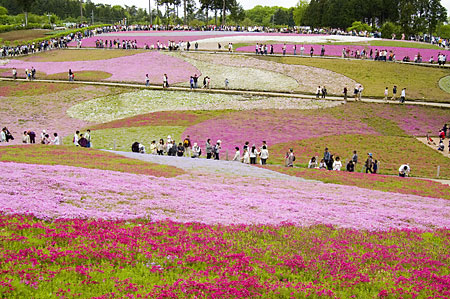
[16,49,147,62]
[268,135,450,179]
[0,29,51,43]
[260,56,450,101]
[0,81,76,97]
[263,165,450,200]
[0,145,184,178]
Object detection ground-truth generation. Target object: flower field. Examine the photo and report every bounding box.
[0,51,198,83]
[167,52,300,92]
[1,161,449,228]
[0,145,183,177]
[67,90,339,123]
[1,214,450,297]
[177,52,358,94]
[182,110,378,153]
[0,44,449,297]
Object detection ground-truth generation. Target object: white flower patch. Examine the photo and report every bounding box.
[67,89,342,123]
[165,52,299,92]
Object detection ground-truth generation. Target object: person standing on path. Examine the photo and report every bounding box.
[193,74,198,88]
[310,46,314,57]
[293,44,297,55]
[183,135,192,157]
[352,150,358,168]
[365,153,373,173]
[12,68,17,80]
[286,148,295,167]
[85,129,91,148]
[73,130,79,146]
[145,74,150,86]
[282,44,287,55]
[316,86,321,99]
[260,145,269,165]
[343,87,348,102]
[163,74,169,88]
[300,45,304,56]
[321,86,327,99]
[384,87,389,101]
[358,85,363,101]
[214,140,221,160]
[206,139,213,159]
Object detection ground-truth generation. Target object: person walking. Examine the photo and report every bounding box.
[145,74,150,86]
[358,85,363,101]
[400,88,406,103]
[343,87,348,102]
[384,87,389,102]
[392,85,397,101]
[260,145,269,165]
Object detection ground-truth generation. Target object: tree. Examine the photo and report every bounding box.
[15,0,36,25]
[199,0,212,24]
[293,0,308,26]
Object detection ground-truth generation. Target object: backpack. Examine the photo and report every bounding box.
[183,139,189,147]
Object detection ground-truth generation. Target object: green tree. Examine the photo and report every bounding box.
[293,0,308,26]
[15,0,36,25]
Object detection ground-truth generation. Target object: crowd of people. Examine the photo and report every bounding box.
[0,128,62,145]
[286,147,413,177]
[130,136,270,164]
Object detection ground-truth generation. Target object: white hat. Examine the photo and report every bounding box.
[42,129,46,133]
[217,140,221,143]
[193,142,197,146]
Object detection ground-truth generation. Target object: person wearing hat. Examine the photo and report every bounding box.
[365,153,374,173]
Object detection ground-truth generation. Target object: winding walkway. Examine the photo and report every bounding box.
[106,150,313,182]
[1,77,450,109]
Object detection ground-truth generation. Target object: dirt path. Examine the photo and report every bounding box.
[417,137,450,158]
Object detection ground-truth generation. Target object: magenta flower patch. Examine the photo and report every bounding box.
[0,51,198,83]
[182,110,378,152]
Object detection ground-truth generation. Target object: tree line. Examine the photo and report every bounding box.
[303,0,447,36]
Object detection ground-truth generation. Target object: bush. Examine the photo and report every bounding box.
[347,21,372,32]
[381,21,402,39]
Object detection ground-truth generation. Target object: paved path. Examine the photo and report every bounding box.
[107,150,313,182]
[2,77,450,109]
